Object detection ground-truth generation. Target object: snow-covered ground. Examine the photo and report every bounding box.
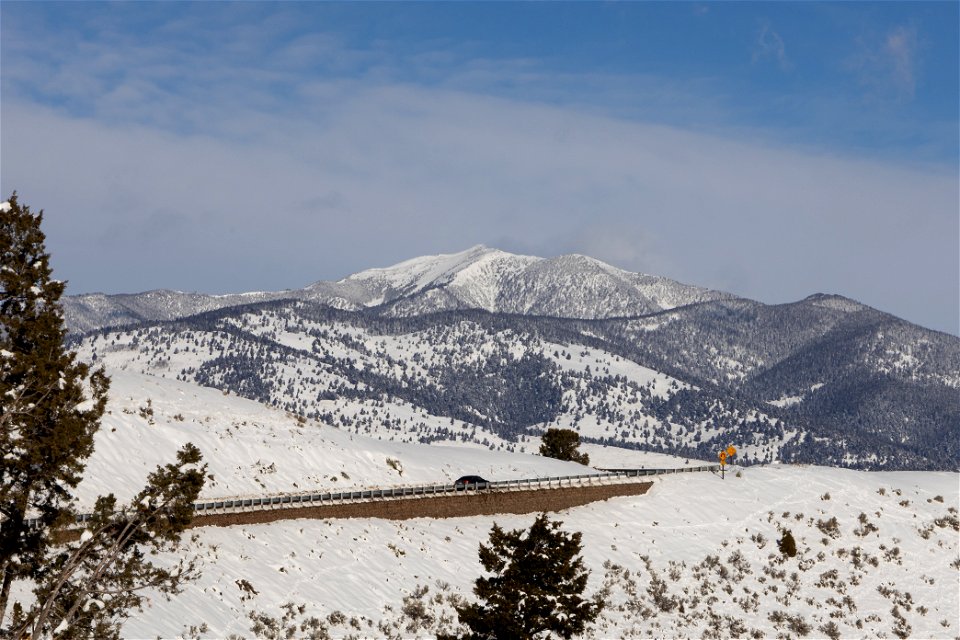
[75,370,595,508]
[64,370,959,639]
[119,463,958,639]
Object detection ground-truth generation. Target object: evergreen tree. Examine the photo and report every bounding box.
[0,193,110,623]
[450,513,603,639]
[778,529,797,558]
[0,194,207,636]
[10,443,206,639]
[539,428,590,465]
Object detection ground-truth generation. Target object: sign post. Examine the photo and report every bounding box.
[718,445,737,479]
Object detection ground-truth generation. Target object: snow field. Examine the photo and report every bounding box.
[117,463,958,638]
[30,368,958,638]
[74,369,593,508]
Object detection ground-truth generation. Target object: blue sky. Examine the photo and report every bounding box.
[1,2,958,334]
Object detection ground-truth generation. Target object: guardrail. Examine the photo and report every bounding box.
[29,465,719,529]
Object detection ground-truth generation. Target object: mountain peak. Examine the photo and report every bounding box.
[802,293,868,313]
[337,244,523,295]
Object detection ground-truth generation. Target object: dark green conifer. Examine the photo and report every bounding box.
[0,193,109,623]
[0,194,206,637]
[778,529,798,558]
[451,513,603,639]
[539,428,590,465]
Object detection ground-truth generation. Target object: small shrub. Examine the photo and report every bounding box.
[788,615,812,636]
[138,400,155,420]
[854,512,878,537]
[819,620,841,640]
[385,457,403,475]
[817,516,840,539]
[750,532,767,549]
[235,579,258,602]
[891,605,911,639]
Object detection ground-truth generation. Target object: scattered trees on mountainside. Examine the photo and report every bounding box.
[445,513,603,640]
[0,194,206,637]
[540,428,590,465]
[74,273,959,471]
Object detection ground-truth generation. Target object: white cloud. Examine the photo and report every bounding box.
[1,9,955,333]
[1,81,956,333]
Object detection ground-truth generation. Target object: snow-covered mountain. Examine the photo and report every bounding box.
[63,246,959,471]
[328,245,730,318]
[40,249,960,639]
[63,246,733,333]
[73,292,959,470]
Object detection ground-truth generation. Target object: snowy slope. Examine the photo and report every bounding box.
[118,461,958,638]
[52,371,956,639]
[16,370,955,638]
[74,369,596,509]
[76,315,791,467]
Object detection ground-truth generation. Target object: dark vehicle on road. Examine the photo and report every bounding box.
[454,475,489,490]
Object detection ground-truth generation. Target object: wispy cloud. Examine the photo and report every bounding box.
[753,22,791,71]
[883,26,919,98]
[846,24,920,101]
[1,6,957,334]
[3,83,956,332]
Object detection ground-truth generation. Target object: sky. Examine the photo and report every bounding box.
[1,2,958,335]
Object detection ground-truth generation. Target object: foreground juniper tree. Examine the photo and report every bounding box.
[0,193,206,637]
[0,193,110,625]
[449,513,603,639]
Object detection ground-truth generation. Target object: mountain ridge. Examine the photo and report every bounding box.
[61,245,958,471]
[72,291,958,470]
[63,245,735,333]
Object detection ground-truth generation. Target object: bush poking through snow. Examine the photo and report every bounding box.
[817,516,841,539]
[385,457,403,475]
[854,512,879,537]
